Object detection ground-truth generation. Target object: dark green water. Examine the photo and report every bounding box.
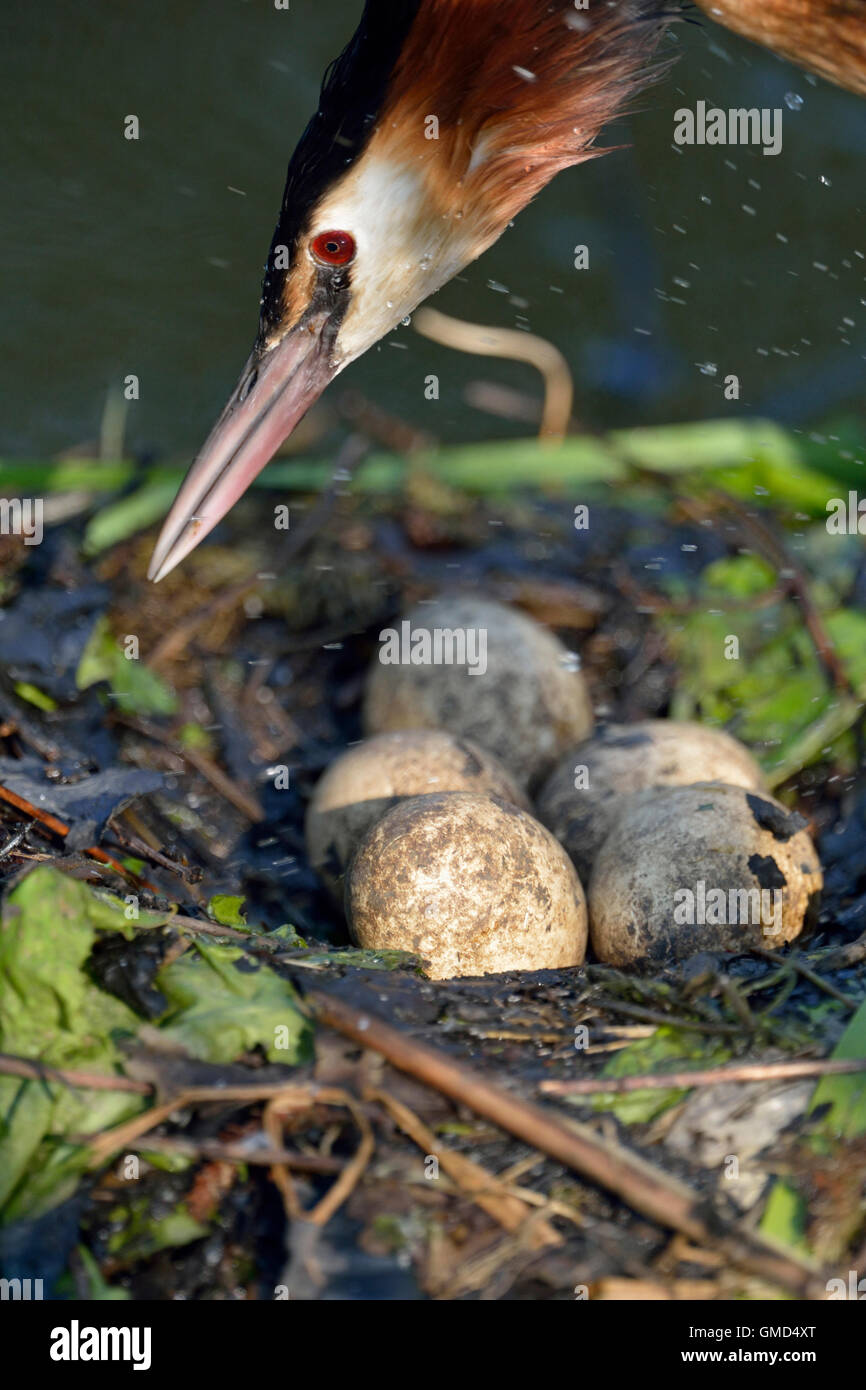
[1,1,864,460]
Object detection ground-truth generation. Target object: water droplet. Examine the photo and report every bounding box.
[785,92,803,111]
[697,362,718,376]
[819,175,832,187]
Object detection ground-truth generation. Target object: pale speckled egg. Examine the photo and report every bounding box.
[346,791,588,979]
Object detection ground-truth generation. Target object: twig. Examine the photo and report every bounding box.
[263,1085,374,1227]
[753,948,859,1011]
[591,996,744,1035]
[0,1051,151,1094]
[0,822,31,860]
[414,307,573,441]
[539,1056,866,1096]
[150,578,261,667]
[0,783,71,837]
[366,1083,561,1249]
[704,489,853,696]
[303,985,823,1297]
[815,931,866,972]
[137,1133,343,1174]
[168,912,252,944]
[106,818,200,882]
[116,716,264,823]
[86,1082,321,1165]
[0,783,152,885]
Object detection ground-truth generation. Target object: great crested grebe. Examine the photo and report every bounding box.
[148,0,865,582]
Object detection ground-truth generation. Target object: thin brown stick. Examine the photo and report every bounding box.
[0,784,153,886]
[366,1084,560,1249]
[136,1133,342,1174]
[168,913,251,944]
[117,716,264,823]
[263,1086,374,1227]
[414,307,573,441]
[539,1056,866,1096]
[0,1051,152,1094]
[304,987,823,1297]
[86,1082,319,1166]
[0,783,72,837]
[712,490,853,696]
[816,931,866,972]
[754,948,858,1010]
[107,819,200,882]
[150,577,261,667]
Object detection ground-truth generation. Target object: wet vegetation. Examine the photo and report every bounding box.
[0,403,864,1299]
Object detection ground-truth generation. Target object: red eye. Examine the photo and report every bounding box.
[309,230,356,267]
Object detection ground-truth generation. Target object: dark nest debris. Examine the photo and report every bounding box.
[0,474,864,1302]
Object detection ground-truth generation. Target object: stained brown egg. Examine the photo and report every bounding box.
[305,729,526,898]
[346,791,588,979]
[363,595,593,788]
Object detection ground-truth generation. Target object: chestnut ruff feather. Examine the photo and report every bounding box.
[260,0,674,339]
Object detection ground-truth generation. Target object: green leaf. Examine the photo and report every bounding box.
[13,681,58,713]
[808,995,866,1140]
[0,417,839,512]
[583,1027,730,1125]
[74,1245,131,1300]
[267,923,307,949]
[662,555,866,782]
[759,996,866,1255]
[82,480,184,556]
[760,1180,811,1256]
[157,940,311,1064]
[76,615,177,717]
[178,722,212,751]
[105,1198,209,1263]
[290,947,422,972]
[0,867,148,1221]
[207,895,248,930]
[701,554,777,599]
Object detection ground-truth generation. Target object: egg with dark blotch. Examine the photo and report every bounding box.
[537,720,767,885]
[588,782,822,968]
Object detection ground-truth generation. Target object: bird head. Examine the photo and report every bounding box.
[149,0,667,581]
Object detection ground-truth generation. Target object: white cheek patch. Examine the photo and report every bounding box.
[312,155,478,364]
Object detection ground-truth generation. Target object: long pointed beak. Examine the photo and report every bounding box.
[148,312,337,582]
